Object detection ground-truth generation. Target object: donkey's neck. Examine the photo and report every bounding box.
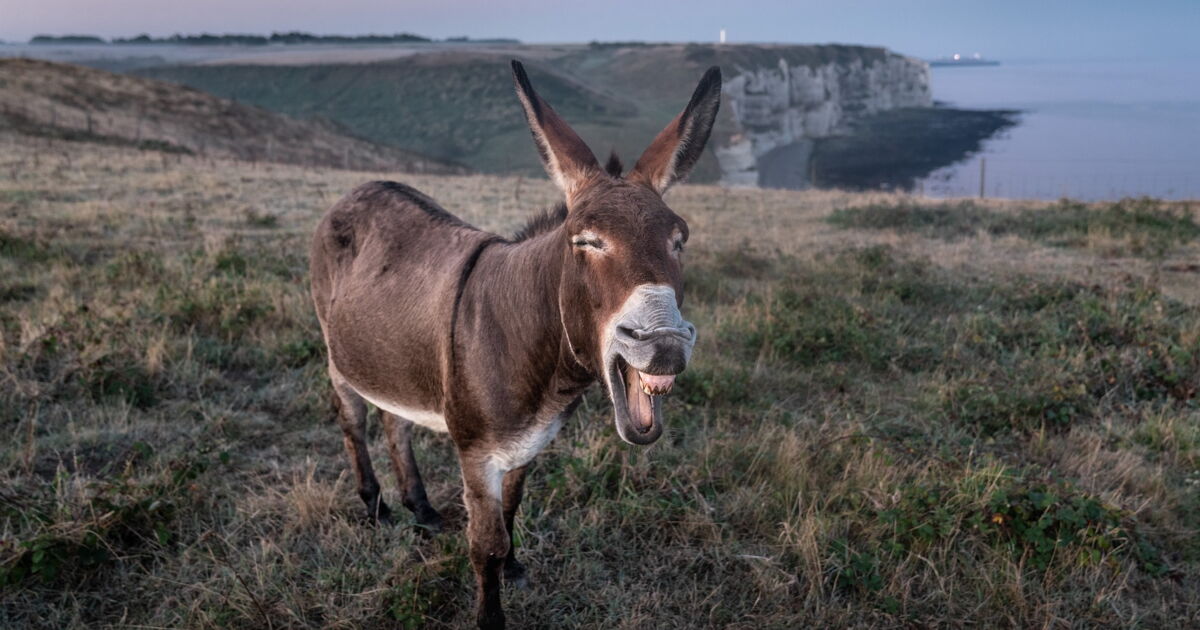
[455,222,590,410]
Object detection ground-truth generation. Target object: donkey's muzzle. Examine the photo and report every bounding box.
[613,322,697,375]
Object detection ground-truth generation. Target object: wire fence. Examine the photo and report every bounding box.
[918,156,1200,202]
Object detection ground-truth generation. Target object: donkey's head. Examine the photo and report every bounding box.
[511,60,721,445]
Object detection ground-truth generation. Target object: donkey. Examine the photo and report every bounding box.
[309,60,721,628]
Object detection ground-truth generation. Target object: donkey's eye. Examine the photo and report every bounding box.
[571,232,604,249]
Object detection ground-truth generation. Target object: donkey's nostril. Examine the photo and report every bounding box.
[617,323,695,344]
[616,325,641,341]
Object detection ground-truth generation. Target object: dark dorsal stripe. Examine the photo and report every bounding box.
[367,180,477,230]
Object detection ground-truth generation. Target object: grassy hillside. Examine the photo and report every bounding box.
[138,54,641,177]
[134,44,907,183]
[2,131,1199,627]
[0,58,465,174]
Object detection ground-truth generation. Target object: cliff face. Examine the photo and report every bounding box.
[715,53,931,187]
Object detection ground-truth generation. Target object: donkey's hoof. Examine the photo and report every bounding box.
[503,559,530,590]
[477,609,505,630]
[366,501,394,526]
[414,507,445,536]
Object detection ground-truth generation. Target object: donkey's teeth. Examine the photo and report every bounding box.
[638,372,675,396]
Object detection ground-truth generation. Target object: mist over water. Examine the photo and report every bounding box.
[921,59,1200,201]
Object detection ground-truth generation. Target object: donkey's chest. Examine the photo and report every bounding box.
[490,412,565,472]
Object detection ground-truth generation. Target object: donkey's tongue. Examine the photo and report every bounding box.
[618,367,657,431]
[622,369,674,432]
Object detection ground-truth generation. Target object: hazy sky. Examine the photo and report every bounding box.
[2,0,1197,60]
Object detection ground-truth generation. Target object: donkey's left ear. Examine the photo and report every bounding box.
[629,66,722,195]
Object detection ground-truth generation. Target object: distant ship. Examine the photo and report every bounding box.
[929,53,999,67]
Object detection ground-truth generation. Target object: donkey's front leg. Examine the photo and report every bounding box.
[461,453,509,629]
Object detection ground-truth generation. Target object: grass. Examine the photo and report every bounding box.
[829,198,1200,257]
[2,131,1200,627]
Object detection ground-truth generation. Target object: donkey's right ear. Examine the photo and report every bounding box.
[512,60,601,202]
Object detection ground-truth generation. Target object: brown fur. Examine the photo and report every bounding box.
[309,60,721,628]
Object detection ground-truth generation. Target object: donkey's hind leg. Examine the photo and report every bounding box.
[329,368,392,524]
[380,411,444,533]
[501,465,530,588]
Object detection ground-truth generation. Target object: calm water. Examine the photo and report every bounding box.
[921,59,1200,201]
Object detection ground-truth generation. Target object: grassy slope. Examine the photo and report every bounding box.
[138,54,640,177]
[2,133,1199,628]
[0,58,465,174]
[134,44,902,183]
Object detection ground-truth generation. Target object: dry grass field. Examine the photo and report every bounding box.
[2,132,1199,628]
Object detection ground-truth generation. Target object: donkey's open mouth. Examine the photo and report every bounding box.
[608,357,668,444]
[603,285,697,446]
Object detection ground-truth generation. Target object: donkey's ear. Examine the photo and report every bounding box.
[511,60,601,200]
[629,66,722,195]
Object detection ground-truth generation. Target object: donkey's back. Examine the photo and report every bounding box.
[310,180,493,416]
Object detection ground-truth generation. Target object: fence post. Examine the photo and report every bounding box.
[978,158,986,199]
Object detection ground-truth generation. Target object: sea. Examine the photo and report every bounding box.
[920,58,1200,201]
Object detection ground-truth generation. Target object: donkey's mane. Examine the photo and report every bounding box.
[510,202,568,242]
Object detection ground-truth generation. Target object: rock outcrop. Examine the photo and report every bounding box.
[716,53,931,187]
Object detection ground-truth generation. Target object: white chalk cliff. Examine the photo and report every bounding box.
[715,53,931,187]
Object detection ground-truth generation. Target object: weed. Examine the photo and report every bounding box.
[0,283,37,302]
[0,229,52,262]
[976,478,1166,574]
[243,207,280,229]
[1,452,208,586]
[83,355,159,409]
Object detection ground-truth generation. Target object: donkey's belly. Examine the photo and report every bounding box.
[357,390,449,433]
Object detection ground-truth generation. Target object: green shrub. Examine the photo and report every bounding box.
[874,476,1163,574]
[980,482,1163,573]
